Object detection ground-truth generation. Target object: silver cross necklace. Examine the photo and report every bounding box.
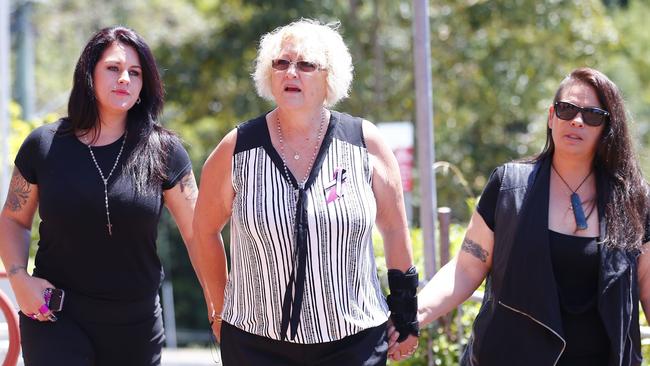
[86,131,128,236]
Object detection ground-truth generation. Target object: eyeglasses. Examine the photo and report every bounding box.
[271,59,320,73]
[554,101,609,127]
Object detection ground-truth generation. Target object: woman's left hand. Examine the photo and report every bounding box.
[387,321,419,361]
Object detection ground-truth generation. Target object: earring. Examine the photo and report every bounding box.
[136,98,141,104]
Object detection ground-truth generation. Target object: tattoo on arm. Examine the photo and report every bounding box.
[8,265,27,277]
[179,172,198,201]
[461,237,489,263]
[4,169,31,212]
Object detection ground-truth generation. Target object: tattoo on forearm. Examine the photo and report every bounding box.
[4,169,31,212]
[179,173,198,201]
[8,265,27,277]
[461,237,489,263]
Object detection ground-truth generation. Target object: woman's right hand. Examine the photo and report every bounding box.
[9,269,55,322]
[387,319,418,361]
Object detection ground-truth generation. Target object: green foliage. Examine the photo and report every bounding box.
[9,101,39,162]
[8,101,52,259]
[427,0,623,221]
[604,0,650,173]
[374,224,482,365]
[157,211,207,330]
[26,0,212,118]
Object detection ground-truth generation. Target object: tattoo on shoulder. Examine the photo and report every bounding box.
[179,172,198,201]
[8,265,27,277]
[4,169,31,212]
[461,237,489,263]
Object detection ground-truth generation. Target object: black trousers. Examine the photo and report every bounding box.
[220,321,388,366]
[19,291,165,366]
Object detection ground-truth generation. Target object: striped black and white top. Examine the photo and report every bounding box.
[222,111,389,344]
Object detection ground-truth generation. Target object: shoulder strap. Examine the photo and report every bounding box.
[330,111,365,148]
[234,114,268,154]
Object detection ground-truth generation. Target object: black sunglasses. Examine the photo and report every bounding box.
[271,59,319,73]
[554,101,609,127]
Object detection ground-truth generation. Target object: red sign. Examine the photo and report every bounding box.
[394,147,413,192]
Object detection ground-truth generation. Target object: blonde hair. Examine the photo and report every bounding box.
[253,19,353,107]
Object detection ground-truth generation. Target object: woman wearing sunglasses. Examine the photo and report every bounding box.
[403,67,650,365]
[193,19,418,365]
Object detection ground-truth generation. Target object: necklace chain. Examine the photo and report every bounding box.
[552,164,592,195]
[276,109,326,188]
[87,131,128,236]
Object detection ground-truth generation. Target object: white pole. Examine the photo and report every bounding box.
[161,281,178,348]
[412,0,438,279]
[0,0,11,207]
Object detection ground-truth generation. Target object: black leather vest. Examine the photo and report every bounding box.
[461,157,642,366]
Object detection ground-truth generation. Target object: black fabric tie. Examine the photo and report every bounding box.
[280,187,309,341]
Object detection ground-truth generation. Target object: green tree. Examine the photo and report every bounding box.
[8,101,50,257]
[427,0,622,219]
[603,0,650,172]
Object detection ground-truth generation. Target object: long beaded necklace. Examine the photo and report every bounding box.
[276,109,326,188]
[86,131,127,236]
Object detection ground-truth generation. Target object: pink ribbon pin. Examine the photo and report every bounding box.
[325,167,347,203]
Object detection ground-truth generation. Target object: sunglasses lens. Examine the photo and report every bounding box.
[297,61,317,72]
[272,59,319,72]
[555,102,579,120]
[272,59,291,71]
[582,110,607,127]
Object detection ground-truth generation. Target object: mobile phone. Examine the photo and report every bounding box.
[44,288,65,312]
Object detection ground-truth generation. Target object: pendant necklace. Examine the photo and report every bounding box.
[552,164,593,231]
[276,109,326,188]
[86,131,127,236]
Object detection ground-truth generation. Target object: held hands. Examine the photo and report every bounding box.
[209,313,223,343]
[386,266,420,361]
[9,269,56,322]
[387,320,419,361]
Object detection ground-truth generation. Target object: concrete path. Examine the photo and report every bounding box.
[162,348,220,366]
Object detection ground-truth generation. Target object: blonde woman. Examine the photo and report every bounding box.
[194,19,418,365]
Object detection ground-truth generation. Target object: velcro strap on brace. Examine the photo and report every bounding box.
[387,266,420,342]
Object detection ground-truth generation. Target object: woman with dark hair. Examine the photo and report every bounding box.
[0,26,197,365]
[394,68,650,365]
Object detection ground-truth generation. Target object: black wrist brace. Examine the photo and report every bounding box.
[387,266,419,342]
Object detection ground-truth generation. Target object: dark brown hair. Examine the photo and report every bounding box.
[537,67,648,250]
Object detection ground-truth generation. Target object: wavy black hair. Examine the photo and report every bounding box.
[536,67,649,250]
[62,26,178,195]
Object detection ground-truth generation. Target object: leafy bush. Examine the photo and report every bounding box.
[374,224,482,365]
